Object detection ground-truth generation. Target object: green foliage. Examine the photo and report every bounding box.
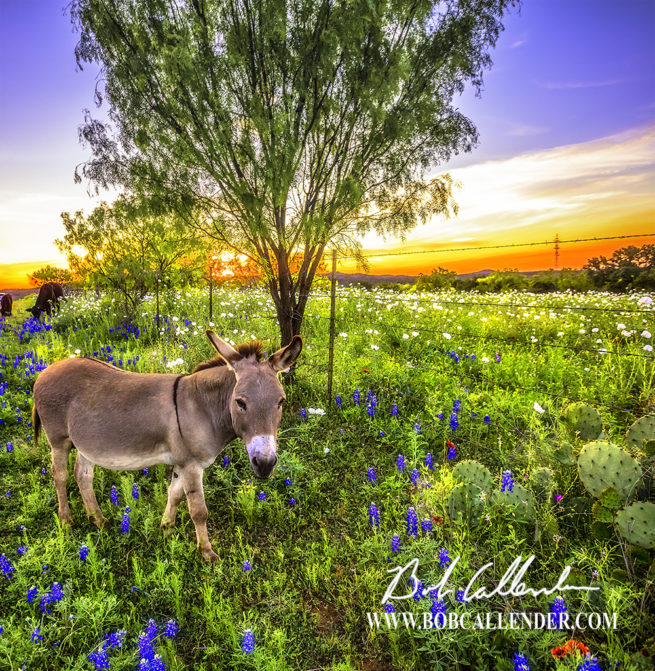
[615,502,655,549]
[577,441,642,500]
[490,485,536,523]
[475,269,528,292]
[551,441,576,466]
[563,402,603,441]
[447,482,485,526]
[27,265,75,288]
[585,244,655,291]
[414,268,456,291]
[530,466,553,503]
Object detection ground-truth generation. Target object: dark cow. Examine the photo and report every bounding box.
[0,294,12,317]
[27,282,65,319]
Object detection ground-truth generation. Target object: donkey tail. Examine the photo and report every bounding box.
[32,403,41,448]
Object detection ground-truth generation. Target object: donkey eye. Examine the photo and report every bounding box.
[236,399,247,412]
[278,398,285,409]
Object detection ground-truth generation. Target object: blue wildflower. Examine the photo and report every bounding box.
[414,422,421,434]
[142,468,150,475]
[17,545,28,556]
[258,491,267,501]
[391,535,401,552]
[438,547,451,567]
[27,586,38,603]
[431,599,447,628]
[31,627,43,643]
[222,455,230,468]
[103,630,126,650]
[425,453,433,469]
[412,579,424,601]
[447,442,456,460]
[384,603,395,613]
[576,657,602,671]
[513,652,530,671]
[366,467,376,484]
[369,503,380,529]
[289,498,297,505]
[410,469,420,486]
[137,632,154,662]
[453,399,461,413]
[406,507,418,536]
[396,455,406,473]
[456,589,468,603]
[243,561,252,571]
[164,620,178,639]
[336,395,342,408]
[550,596,567,629]
[50,582,64,602]
[242,629,255,653]
[6,442,13,452]
[300,408,306,419]
[80,545,89,562]
[484,415,491,425]
[132,483,139,500]
[110,486,119,506]
[284,477,292,486]
[501,470,514,493]
[88,650,110,669]
[354,389,360,405]
[121,507,131,535]
[421,519,432,533]
[145,619,158,641]
[391,403,398,416]
[0,554,15,577]
[449,413,459,431]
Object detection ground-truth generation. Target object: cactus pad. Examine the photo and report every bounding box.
[615,502,655,549]
[491,485,536,523]
[577,441,642,500]
[626,415,655,454]
[447,483,485,526]
[531,467,554,502]
[563,403,602,440]
[553,442,576,466]
[452,460,492,492]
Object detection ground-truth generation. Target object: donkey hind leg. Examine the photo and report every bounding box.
[180,464,217,561]
[51,440,73,527]
[74,452,107,528]
[161,469,185,530]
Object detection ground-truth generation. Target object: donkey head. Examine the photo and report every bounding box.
[205,330,302,479]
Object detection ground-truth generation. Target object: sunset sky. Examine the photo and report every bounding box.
[1,0,654,287]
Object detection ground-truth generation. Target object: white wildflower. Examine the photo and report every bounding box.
[533,401,545,414]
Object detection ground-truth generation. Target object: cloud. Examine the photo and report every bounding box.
[540,79,626,90]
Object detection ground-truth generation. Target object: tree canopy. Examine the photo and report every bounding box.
[72,0,518,343]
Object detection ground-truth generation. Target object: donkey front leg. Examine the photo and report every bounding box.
[74,453,107,528]
[180,464,218,561]
[51,441,73,527]
[161,469,185,530]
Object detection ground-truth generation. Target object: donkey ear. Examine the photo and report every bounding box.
[206,330,242,366]
[268,335,303,372]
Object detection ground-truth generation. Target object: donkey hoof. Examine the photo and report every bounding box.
[201,547,219,562]
[92,515,109,529]
[59,516,74,531]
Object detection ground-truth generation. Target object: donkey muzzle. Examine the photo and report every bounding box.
[247,435,278,479]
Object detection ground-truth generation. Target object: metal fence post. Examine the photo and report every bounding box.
[327,249,337,405]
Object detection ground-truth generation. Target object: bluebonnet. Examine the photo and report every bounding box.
[145,619,158,641]
[103,630,126,650]
[391,535,401,552]
[501,470,514,493]
[431,599,447,628]
[50,582,64,602]
[495,353,501,363]
[438,547,451,567]
[421,519,432,533]
[336,395,342,408]
[391,403,398,416]
[366,395,377,417]
[222,456,230,468]
[27,586,38,603]
[436,412,443,420]
[396,455,406,473]
[258,491,267,501]
[549,596,567,629]
[1,554,15,577]
[289,498,297,505]
[576,657,601,671]
[121,507,131,534]
[164,620,178,638]
[243,561,252,571]
[513,652,530,671]
[6,442,12,452]
[31,627,43,643]
[88,651,110,669]
[414,422,421,434]
[384,603,395,613]
[17,545,28,555]
[137,633,154,662]
[110,486,119,505]
[406,507,418,536]
[300,408,306,419]
[456,589,468,603]
[484,415,491,424]
[366,468,376,484]
[369,503,380,528]
[142,468,150,475]
[285,477,292,486]
[242,629,255,653]
[410,469,420,486]
[80,545,89,562]
[425,453,433,469]
[149,655,166,671]
[449,413,459,431]
[453,399,461,413]
[447,442,456,460]
[412,579,424,601]
[132,483,139,500]
[354,389,360,405]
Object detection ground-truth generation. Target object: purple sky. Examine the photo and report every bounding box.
[1,0,654,269]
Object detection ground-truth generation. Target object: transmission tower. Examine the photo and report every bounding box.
[554,234,560,269]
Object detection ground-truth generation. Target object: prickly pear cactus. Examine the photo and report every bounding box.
[452,460,492,492]
[591,486,621,524]
[563,403,602,441]
[626,415,655,454]
[615,501,655,549]
[577,441,642,501]
[552,441,576,466]
[531,467,554,502]
[491,485,536,523]
[447,483,485,526]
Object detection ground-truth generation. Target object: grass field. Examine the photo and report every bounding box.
[0,286,653,671]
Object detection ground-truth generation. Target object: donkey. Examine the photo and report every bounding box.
[27,282,64,319]
[32,330,302,560]
[0,293,12,317]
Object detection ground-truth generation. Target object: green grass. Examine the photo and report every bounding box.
[0,286,653,670]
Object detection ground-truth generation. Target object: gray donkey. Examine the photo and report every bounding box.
[32,330,302,560]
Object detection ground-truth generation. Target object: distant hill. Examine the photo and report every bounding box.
[321,269,549,286]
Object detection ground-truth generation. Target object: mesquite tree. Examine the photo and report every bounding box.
[72,0,517,345]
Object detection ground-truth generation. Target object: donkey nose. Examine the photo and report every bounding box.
[252,453,278,478]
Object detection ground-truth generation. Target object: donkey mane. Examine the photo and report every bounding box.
[193,340,265,373]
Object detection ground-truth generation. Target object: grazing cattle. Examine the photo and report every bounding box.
[32,330,302,561]
[0,293,12,317]
[27,282,64,319]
